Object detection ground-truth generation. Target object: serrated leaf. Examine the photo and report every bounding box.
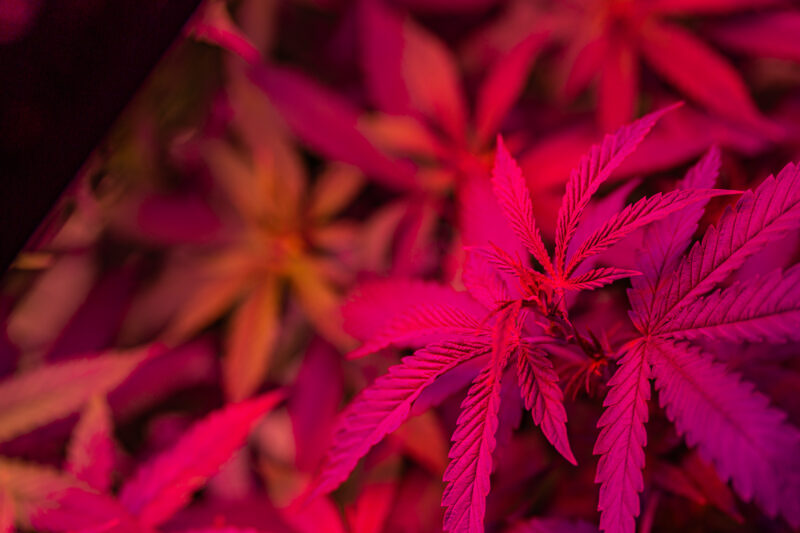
[314,341,489,498]
[649,339,800,525]
[566,188,737,276]
[657,265,800,343]
[561,267,641,291]
[652,161,800,329]
[492,137,554,275]
[348,303,485,359]
[554,106,676,275]
[517,344,575,464]
[593,341,650,533]
[442,362,505,533]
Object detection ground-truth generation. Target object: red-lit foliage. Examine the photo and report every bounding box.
[2,1,800,533]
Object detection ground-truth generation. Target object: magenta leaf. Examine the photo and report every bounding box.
[657,265,800,343]
[476,32,546,145]
[0,458,140,533]
[343,279,485,342]
[651,161,800,329]
[0,346,150,443]
[628,147,721,328]
[492,136,554,275]
[347,302,486,359]
[554,105,678,275]
[517,344,576,464]
[639,20,773,134]
[118,391,283,526]
[709,10,800,62]
[649,340,800,525]
[593,341,650,533]
[314,340,490,499]
[566,188,737,276]
[442,363,504,533]
[249,65,416,190]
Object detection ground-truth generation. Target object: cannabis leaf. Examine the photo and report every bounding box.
[65,395,115,493]
[0,346,151,443]
[318,106,727,532]
[596,155,800,533]
[471,0,791,132]
[119,391,283,527]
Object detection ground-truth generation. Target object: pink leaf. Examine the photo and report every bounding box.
[289,339,343,472]
[346,480,396,533]
[593,341,650,533]
[651,161,800,329]
[358,0,410,115]
[657,265,800,343]
[118,391,283,526]
[0,458,139,533]
[566,188,737,275]
[463,250,511,308]
[649,340,800,525]
[476,32,546,144]
[639,21,773,134]
[492,137,554,275]
[348,303,486,359]
[190,1,261,65]
[343,279,485,341]
[314,341,490,498]
[442,362,505,533]
[248,64,416,190]
[709,11,800,62]
[598,38,638,132]
[460,174,527,257]
[628,147,721,328]
[554,106,675,275]
[65,395,115,493]
[359,0,467,141]
[0,346,150,443]
[517,344,576,464]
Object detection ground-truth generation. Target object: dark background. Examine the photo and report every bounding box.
[0,0,202,271]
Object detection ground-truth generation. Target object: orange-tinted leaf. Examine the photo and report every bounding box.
[360,0,467,141]
[0,458,139,533]
[164,251,252,346]
[224,277,280,402]
[0,485,12,533]
[308,163,364,220]
[359,113,443,161]
[288,257,355,351]
[0,346,150,443]
[391,411,449,474]
[66,395,115,493]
